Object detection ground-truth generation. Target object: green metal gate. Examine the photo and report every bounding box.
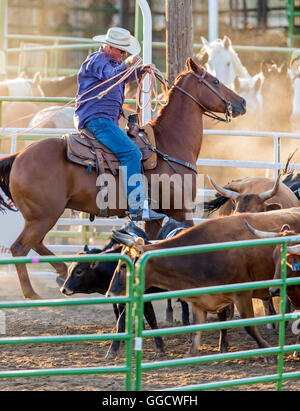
[0,236,299,390]
[0,253,135,391]
[133,236,300,391]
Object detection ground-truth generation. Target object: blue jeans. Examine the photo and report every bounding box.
[86,117,145,213]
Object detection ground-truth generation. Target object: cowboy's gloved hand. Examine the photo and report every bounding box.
[140,63,156,74]
[125,55,141,68]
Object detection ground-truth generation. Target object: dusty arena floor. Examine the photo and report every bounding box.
[0,271,299,391]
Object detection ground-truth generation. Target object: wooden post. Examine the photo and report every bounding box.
[165,0,193,84]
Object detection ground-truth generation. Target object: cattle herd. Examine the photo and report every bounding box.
[62,172,300,361]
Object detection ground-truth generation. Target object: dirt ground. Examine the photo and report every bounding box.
[0,271,299,391]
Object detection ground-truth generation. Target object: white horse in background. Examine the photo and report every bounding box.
[196,35,251,87]
[0,72,44,97]
[29,105,75,129]
[233,72,263,127]
[289,56,300,133]
[0,72,45,134]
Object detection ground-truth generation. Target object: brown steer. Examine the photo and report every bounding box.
[107,207,300,357]
[206,176,299,216]
[244,221,300,358]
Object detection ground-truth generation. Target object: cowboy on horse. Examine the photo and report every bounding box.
[74,27,166,221]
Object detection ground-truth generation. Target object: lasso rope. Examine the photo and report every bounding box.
[0,57,142,139]
[135,66,169,114]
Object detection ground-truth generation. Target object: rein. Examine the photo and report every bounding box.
[155,69,232,123]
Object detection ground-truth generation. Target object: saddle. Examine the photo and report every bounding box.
[63,119,157,177]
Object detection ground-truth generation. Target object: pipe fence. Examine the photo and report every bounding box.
[0,237,299,390]
[134,235,300,391]
[0,253,135,390]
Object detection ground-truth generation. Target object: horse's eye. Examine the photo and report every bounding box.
[232,203,236,210]
[213,79,219,85]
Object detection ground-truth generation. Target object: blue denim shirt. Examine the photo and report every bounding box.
[74,48,140,129]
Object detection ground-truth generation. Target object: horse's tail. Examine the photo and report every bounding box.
[0,153,18,212]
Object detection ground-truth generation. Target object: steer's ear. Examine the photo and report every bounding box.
[265,203,281,212]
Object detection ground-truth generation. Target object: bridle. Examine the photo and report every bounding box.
[156,69,233,123]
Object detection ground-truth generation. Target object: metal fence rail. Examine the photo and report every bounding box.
[0,237,299,390]
[0,253,135,391]
[134,236,300,391]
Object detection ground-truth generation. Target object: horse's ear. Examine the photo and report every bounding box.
[234,76,240,92]
[83,244,90,253]
[33,71,41,86]
[290,57,300,75]
[197,51,209,66]
[19,71,27,79]
[200,36,209,47]
[186,58,199,73]
[279,61,287,75]
[223,35,232,49]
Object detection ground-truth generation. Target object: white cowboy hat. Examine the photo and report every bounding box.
[93,27,141,55]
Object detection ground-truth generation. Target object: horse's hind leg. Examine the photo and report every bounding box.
[10,218,63,299]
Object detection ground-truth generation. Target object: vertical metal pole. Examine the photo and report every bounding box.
[0,0,7,51]
[136,0,152,124]
[125,259,134,391]
[277,242,287,391]
[208,0,218,42]
[134,257,146,391]
[134,1,143,49]
[274,135,280,177]
[0,0,7,80]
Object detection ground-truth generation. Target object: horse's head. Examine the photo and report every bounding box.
[174,58,246,121]
[0,72,44,97]
[234,73,263,116]
[197,36,245,87]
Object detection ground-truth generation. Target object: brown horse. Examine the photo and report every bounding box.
[0,58,246,299]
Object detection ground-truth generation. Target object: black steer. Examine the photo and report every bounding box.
[61,219,190,359]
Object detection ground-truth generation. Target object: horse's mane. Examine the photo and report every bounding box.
[151,68,193,128]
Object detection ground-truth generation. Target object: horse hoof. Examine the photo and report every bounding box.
[105,350,117,360]
[25,292,42,300]
[153,351,165,359]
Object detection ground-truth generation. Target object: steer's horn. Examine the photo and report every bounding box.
[208,176,239,201]
[111,231,136,247]
[258,175,280,201]
[287,244,300,253]
[244,219,278,238]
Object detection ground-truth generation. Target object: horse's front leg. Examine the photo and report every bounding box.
[10,223,42,300]
[33,242,68,286]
